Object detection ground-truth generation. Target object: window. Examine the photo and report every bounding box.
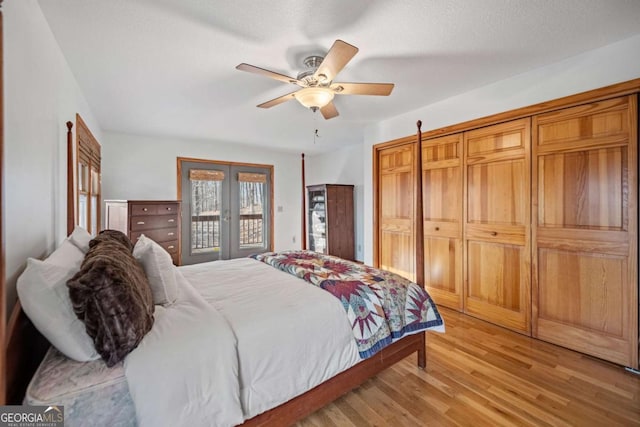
[76,114,101,234]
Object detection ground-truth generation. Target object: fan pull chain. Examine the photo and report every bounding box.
[313,111,320,144]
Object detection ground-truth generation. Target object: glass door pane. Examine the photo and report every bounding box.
[238,175,266,249]
[78,162,89,229]
[90,168,100,233]
[191,178,222,254]
[78,194,88,229]
[308,189,326,253]
[181,162,230,265]
[230,167,271,259]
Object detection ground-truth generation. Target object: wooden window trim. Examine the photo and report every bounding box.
[74,114,101,234]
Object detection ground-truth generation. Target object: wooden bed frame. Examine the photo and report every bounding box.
[5,121,429,424]
[243,333,425,426]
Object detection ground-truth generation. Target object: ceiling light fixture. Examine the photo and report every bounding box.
[295,87,335,111]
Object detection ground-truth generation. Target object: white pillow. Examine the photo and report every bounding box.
[17,258,99,362]
[45,239,85,271]
[133,235,178,306]
[68,226,92,253]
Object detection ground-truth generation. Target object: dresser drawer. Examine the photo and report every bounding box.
[130,203,179,216]
[130,228,178,244]
[158,240,179,254]
[130,235,177,253]
[130,204,158,216]
[130,215,178,231]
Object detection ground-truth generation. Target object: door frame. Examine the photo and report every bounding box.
[176,157,275,262]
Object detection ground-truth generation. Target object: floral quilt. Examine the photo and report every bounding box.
[251,250,444,359]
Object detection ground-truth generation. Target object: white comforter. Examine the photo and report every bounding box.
[124,274,244,427]
[125,258,361,426]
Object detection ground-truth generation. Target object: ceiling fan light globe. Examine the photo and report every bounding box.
[295,87,335,110]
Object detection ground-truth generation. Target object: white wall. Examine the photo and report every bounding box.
[101,132,302,252]
[306,145,364,261]
[4,0,102,311]
[359,34,640,264]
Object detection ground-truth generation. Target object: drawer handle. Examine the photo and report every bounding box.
[168,219,175,223]
[167,245,175,249]
[137,221,145,225]
[491,231,498,236]
[168,232,175,236]
[166,207,172,211]
[142,208,148,212]
[435,227,440,231]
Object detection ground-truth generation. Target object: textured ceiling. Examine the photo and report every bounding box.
[38,0,640,153]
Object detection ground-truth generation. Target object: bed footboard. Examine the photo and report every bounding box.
[242,331,426,427]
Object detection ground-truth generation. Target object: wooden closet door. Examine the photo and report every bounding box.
[422,134,463,310]
[532,96,638,367]
[464,119,531,334]
[377,143,416,281]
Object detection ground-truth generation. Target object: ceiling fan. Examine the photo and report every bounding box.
[236,40,394,120]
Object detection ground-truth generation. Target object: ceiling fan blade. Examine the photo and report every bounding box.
[236,63,302,86]
[257,91,298,108]
[333,82,394,96]
[320,102,339,120]
[313,40,358,82]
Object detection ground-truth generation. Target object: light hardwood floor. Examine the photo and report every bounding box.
[298,308,640,426]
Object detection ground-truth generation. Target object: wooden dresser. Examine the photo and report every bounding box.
[127,200,181,265]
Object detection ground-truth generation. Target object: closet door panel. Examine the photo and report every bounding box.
[532,95,637,368]
[536,96,630,150]
[538,249,625,336]
[538,147,626,229]
[424,237,459,293]
[466,241,528,331]
[466,159,527,226]
[378,143,416,281]
[466,123,525,157]
[380,229,414,279]
[464,118,531,334]
[423,167,460,223]
[422,134,463,310]
[536,248,631,365]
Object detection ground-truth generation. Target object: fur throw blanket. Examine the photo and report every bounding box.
[67,230,154,366]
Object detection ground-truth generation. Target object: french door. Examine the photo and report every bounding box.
[179,159,272,265]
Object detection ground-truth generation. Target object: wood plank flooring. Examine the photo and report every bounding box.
[297,308,640,426]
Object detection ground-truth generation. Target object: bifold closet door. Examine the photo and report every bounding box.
[532,96,638,368]
[464,119,531,334]
[377,143,417,281]
[422,134,463,311]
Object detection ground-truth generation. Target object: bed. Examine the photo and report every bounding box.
[20,246,444,426]
[9,121,444,426]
